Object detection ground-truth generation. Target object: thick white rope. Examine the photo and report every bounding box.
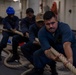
[51,48,76,75]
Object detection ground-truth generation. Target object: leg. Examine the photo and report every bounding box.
[33,49,56,68]
[0,32,9,61]
[34,49,58,75]
[12,35,21,57]
[8,35,29,62]
[48,61,58,75]
[25,49,57,75]
[21,42,41,64]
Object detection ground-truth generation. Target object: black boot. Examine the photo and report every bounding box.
[48,61,58,75]
[51,65,58,75]
[51,69,58,75]
[7,55,20,62]
[25,68,44,75]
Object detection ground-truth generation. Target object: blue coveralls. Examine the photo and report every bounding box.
[0,16,19,55]
[21,24,41,64]
[33,22,76,69]
[12,16,36,56]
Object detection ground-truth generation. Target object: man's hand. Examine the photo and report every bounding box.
[44,49,59,61]
[23,32,29,37]
[63,42,73,60]
[67,57,73,64]
[10,28,16,33]
[35,38,40,45]
[26,32,29,38]
[33,40,40,45]
[62,57,73,68]
[54,54,63,62]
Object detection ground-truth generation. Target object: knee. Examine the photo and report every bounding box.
[21,44,28,53]
[33,51,40,57]
[12,36,17,42]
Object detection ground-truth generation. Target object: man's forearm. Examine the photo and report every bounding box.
[63,42,73,63]
[63,42,73,59]
[64,46,73,59]
[44,48,57,60]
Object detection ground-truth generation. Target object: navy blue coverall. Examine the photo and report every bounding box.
[33,22,76,69]
[21,24,41,64]
[12,16,36,58]
[0,16,19,57]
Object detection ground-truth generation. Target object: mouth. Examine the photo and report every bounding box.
[49,28,55,30]
[49,28,55,32]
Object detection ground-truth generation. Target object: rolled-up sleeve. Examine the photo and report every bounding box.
[61,24,73,43]
[38,29,51,51]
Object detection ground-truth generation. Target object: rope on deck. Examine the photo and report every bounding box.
[21,69,32,75]
[3,49,30,68]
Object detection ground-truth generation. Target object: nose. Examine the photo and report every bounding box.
[49,24,53,28]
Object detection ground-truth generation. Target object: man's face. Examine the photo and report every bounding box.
[36,21,44,28]
[44,17,58,33]
[8,14,14,18]
[27,12,34,19]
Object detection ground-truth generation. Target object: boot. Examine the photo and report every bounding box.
[7,55,20,62]
[50,64,58,75]
[25,68,44,75]
[51,69,58,75]
[48,61,58,75]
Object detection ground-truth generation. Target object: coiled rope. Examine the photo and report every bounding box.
[3,48,30,68]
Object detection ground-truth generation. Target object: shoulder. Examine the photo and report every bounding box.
[20,17,27,23]
[2,16,8,21]
[38,26,46,36]
[29,24,36,29]
[3,16,8,19]
[14,16,19,19]
[59,22,70,28]
[58,22,71,31]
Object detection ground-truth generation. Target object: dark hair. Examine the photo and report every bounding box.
[26,8,34,14]
[43,11,56,20]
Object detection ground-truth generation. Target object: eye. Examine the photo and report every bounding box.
[51,22,55,24]
[46,23,50,25]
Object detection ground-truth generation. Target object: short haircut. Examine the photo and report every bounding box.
[43,11,56,20]
[26,8,34,14]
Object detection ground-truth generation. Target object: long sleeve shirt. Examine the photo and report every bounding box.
[2,16,19,30]
[29,24,40,42]
[20,16,36,34]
